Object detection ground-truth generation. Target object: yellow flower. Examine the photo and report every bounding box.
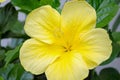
[20,0,112,80]
[0,0,5,3]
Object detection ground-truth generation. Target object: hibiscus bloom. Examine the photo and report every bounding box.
[20,0,112,80]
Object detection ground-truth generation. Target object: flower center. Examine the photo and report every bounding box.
[63,43,72,52]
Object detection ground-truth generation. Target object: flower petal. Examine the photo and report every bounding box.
[45,52,88,80]
[20,39,64,74]
[24,5,60,44]
[77,29,112,69]
[61,0,96,35]
[0,0,5,2]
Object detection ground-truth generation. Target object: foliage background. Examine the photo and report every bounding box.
[0,0,120,80]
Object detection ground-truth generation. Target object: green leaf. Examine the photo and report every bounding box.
[0,3,18,34]
[10,21,25,36]
[11,0,60,13]
[97,3,119,27]
[91,71,100,80]
[115,0,120,4]
[5,44,22,66]
[0,49,5,61]
[39,0,60,8]
[112,32,120,43]
[0,76,4,80]
[0,64,33,80]
[87,0,119,28]
[8,64,24,80]
[86,0,103,10]
[0,3,25,38]
[20,72,33,80]
[99,68,120,80]
[39,0,53,6]
[11,0,40,12]
[52,0,60,8]
[112,13,120,31]
[0,64,14,80]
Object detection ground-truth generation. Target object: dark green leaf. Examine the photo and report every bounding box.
[112,13,120,31]
[39,0,60,8]
[5,44,22,66]
[0,49,5,61]
[0,64,14,80]
[52,0,60,8]
[87,0,119,28]
[39,0,53,6]
[112,32,120,42]
[11,0,40,12]
[10,21,25,35]
[96,3,119,27]
[86,0,103,10]
[8,64,24,80]
[20,72,33,80]
[99,68,120,80]
[11,0,60,13]
[0,64,33,80]
[91,71,100,80]
[0,3,18,33]
[115,0,120,4]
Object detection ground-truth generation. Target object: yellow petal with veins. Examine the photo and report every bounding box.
[76,29,112,69]
[61,0,96,40]
[24,5,60,44]
[20,39,64,74]
[46,52,88,80]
